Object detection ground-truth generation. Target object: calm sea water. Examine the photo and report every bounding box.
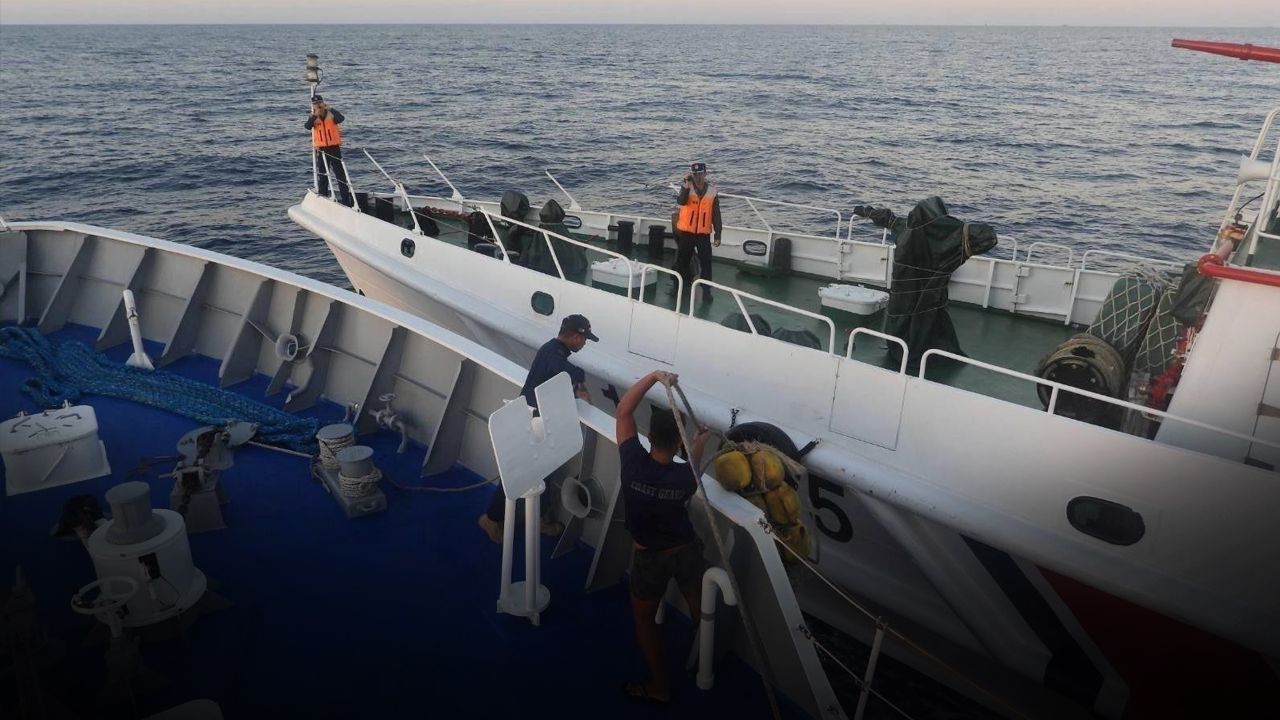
[1,24,1276,717]
[2,25,1278,289]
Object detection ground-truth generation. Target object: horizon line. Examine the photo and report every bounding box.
[0,22,1274,29]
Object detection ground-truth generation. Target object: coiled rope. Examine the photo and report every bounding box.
[317,430,354,471]
[0,327,319,453]
[338,465,382,498]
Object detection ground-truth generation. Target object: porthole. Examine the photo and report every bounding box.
[1067,496,1145,546]
[531,291,554,316]
[401,238,415,258]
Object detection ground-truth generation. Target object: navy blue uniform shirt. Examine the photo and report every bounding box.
[520,338,585,410]
[619,437,697,550]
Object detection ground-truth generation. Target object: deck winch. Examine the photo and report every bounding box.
[85,481,207,628]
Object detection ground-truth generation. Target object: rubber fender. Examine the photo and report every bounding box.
[775,523,811,563]
[750,449,786,491]
[713,451,752,491]
[764,485,801,525]
[726,422,801,461]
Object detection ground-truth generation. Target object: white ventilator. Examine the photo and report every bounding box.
[122,289,154,370]
[487,372,583,625]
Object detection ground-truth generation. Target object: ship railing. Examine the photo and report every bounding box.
[362,149,421,234]
[919,349,1280,453]
[847,328,910,374]
[1219,107,1280,259]
[316,152,361,212]
[690,278,838,354]
[476,208,683,308]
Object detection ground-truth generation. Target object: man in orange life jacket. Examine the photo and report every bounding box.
[304,95,352,207]
[672,162,722,306]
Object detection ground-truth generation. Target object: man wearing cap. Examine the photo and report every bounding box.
[672,162,722,306]
[304,95,352,207]
[478,314,598,543]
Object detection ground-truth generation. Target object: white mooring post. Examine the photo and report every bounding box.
[487,372,583,625]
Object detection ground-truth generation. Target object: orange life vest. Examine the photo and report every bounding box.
[311,114,342,149]
[676,183,717,235]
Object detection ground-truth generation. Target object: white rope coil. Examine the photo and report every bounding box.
[338,465,382,498]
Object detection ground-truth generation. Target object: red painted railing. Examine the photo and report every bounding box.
[1198,253,1280,288]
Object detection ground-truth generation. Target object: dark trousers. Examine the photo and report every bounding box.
[673,231,713,295]
[314,146,353,206]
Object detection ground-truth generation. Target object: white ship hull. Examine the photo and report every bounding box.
[292,189,1280,718]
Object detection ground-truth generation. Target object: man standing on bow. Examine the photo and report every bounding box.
[305,95,352,207]
[477,314,598,544]
[672,162,723,307]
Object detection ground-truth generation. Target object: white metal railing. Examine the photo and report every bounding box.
[423,153,465,202]
[363,149,421,234]
[478,208,661,300]
[847,328,909,374]
[664,182,845,240]
[1080,249,1182,272]
[1023,241,1074,267]
[318,153,360,212]
[638,263,684,309]
[690,278,838,354]
[1222,107,1279,257]
[545,169,583,211]
[918,349,1280,453]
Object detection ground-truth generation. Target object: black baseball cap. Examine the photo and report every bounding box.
[690,162,707,173]
[561,314,599,342]
[311,95,324,103]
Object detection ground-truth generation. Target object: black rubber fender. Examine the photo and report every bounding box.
[725,421,802,461]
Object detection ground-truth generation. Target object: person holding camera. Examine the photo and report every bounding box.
[304,95,352,207]
[672,162,722,306]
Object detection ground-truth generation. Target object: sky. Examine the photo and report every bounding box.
[1,1,1277,26]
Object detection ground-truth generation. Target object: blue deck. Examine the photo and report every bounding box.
[0,325,797,719]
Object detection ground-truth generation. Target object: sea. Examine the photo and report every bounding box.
[2,24,1278,291]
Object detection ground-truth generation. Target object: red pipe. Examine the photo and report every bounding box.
[1198,253,1280,288]
[1172,39,1280,65]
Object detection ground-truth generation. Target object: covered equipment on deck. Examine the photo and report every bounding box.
[861,197,997,369]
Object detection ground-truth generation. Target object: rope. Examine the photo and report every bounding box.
[0,327,319,453]
[318,430,354,471]
[764,520,1032,720]
[338,466,382,498]
[800,630,917,720]
[662,381,782,720]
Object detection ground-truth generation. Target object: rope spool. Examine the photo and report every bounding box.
[335,445,381,498]
[316,423,354,471]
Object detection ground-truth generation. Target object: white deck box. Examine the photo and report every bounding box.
[590,258,655,289]
[2,405,111,495]
[818,284,889,315]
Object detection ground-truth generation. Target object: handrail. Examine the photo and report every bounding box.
[638,263,684,309]
[664,183,843,239]
[918,348,1280,452]
[476,212,515,264]
[1080,249,1182,272]
[362,149,421,235]
[690,278,837,354]
[1024,241,1074,267]
[544,169,583,211]
[319,154,360,212]
[422,153,465,202]
[847,328,909,374]
[1222,107,1279,255]
[477,209,638,299]
[1198,252,1280,288]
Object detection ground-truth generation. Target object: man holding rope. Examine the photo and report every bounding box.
[616,370,711,704]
